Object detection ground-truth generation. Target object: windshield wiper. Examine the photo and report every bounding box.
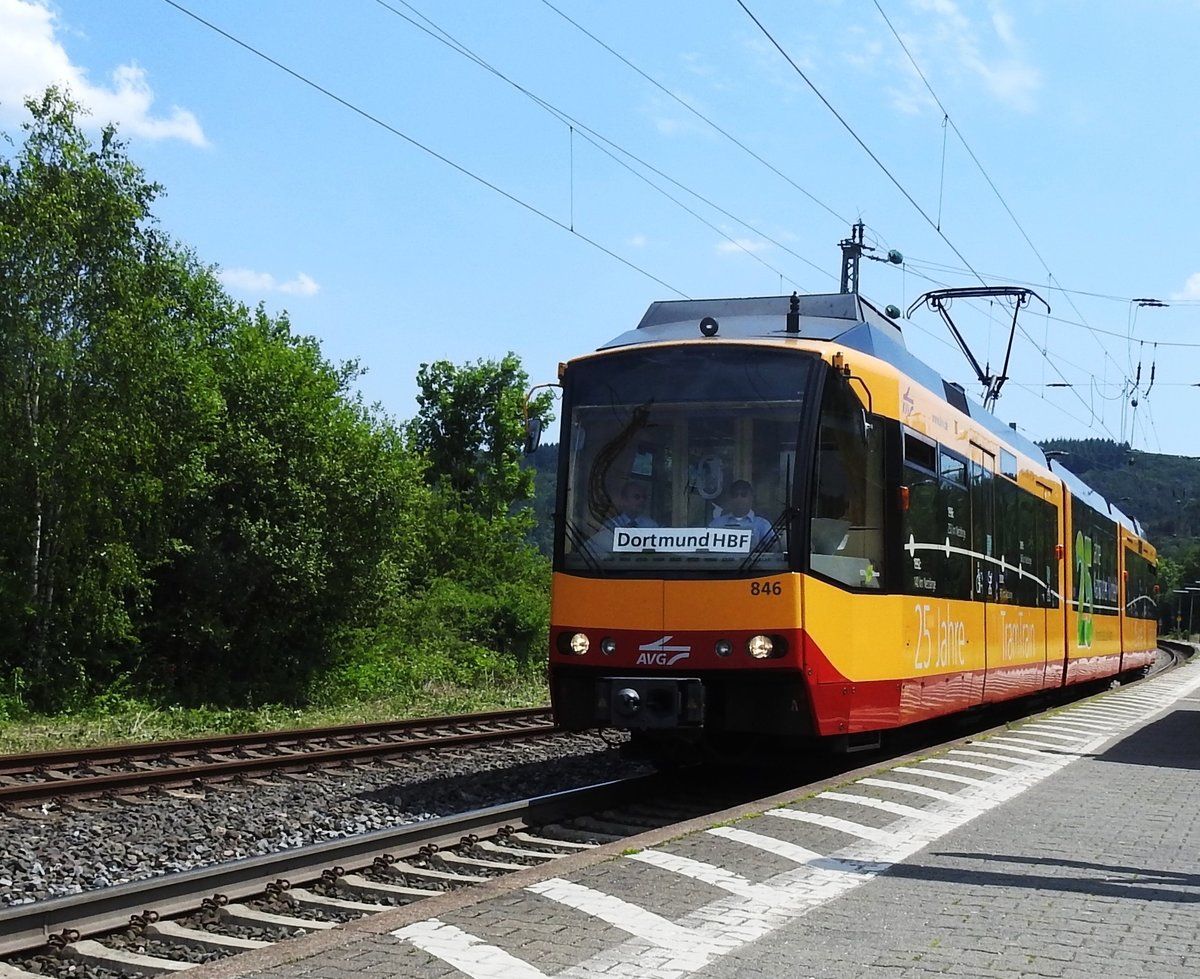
[564,519,604,574]
[739,506,798,573]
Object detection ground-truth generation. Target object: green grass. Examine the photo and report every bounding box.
[0,672,550,755]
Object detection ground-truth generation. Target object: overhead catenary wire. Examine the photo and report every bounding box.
[539,0,852,230]
[903,256,1200,308]
[735,0,987,288]
[733,1,1129,439]
[160,0,1184,450]
[866,0,1168,446]
[158,0,691,299]
[870,0,1110,373]
[870,0,1054,277]
[370,0,829,287]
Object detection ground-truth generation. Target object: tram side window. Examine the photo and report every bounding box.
[1072,501,1119,616]
[939,450,971,601]
[809,373,885,589]
[1124,548,1157,620]
[1097,523,1119,615]
[994,477,1016,603]
[1037,496,1060,609]
[898,437,970,600]
[970,459,996,602]
[994,476,1041,607]
[900,432,941,595]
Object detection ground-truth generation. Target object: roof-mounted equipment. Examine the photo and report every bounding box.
[906,286,1050,412]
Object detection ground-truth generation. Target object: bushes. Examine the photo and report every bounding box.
[0,92,553,719]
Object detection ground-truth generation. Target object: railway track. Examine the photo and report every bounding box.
[0,708,556,806]
[1,644,1191,979]
[0,770,764,970]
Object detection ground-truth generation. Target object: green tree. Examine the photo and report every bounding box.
[143,302,428,704]
[408,354,554,519]
[399,354,556,670]
[0,89,430,709]
[0,89,217,704]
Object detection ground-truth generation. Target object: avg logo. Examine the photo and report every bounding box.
[902,387,915,417]
[636,635,691,666]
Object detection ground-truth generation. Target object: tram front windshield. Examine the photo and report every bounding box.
[560,345,819,575]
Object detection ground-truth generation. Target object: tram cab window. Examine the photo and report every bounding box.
[558,346,818,575]
[809,372,885,589]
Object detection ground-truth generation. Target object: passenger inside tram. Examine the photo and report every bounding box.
[709,480,780,550]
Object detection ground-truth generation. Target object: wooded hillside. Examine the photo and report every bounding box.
[1039,439,1200,558]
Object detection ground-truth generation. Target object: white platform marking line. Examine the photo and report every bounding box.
[1067,710,1144,725]
[706,825,823,864]
[708,825,887,880]
[818,789,938,820]
[949,748,1054,768]
[924,757,1013,776]
[1112,704,1174,720]
[980,739,1059,756]
[1012,728,1089,742]
[857,777,971,805]
[1073,703,1154,716]
[1112,693,1168,704]
[1074,706,1162,721]
[392,920,551,979]
[984,734,1080,748]
[892,764,991,786]
[989,734,1073,748]
[1033,720,1116,734]
[526,877,705,953]
[1075,700,1147,715]
[1118,691,1176,705]
[1058,701,1176,731]
[1103,706,1164,718]
[627,848,788,907]
[400,668,1200,979]
[1045,714,1119,726]
[766,807,898,842]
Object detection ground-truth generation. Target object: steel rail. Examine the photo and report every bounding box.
[0,708,552,774]
[0,711,557,805]
[0,774,657,957]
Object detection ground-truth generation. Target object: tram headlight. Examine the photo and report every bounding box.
[747,634,787,659]
[747,634,774,659]
[600,637,617,655]
[557,632,590,656]
[715,639,733,657]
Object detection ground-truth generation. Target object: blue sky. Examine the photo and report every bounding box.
[2,0,1199,457]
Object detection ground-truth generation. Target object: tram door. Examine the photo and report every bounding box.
[970,444,997,701]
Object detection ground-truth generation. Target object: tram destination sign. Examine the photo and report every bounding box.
[613,527,753,553]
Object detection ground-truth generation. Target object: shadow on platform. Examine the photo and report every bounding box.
[1092,704,1200,771]
[882,851,1200,904]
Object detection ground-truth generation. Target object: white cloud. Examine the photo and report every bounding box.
[649,90,710,138]
[911,0,1040,111]
[0,0,206,145]
[220,268,320,298]
[716,238,768,256]
[1171,272,1200,301]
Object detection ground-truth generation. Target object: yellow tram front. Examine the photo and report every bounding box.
[547,295,890,756]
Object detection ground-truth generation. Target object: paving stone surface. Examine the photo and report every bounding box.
[193,661,1200,979]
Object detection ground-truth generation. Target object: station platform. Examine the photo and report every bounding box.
[201,657,1200,979]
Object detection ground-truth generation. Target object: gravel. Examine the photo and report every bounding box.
[0,731,646,908]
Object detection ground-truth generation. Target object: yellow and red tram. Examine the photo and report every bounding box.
[545,292,1158,757]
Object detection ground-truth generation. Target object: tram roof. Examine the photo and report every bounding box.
[1050,460,1140,536]
[597,291,1143,538]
